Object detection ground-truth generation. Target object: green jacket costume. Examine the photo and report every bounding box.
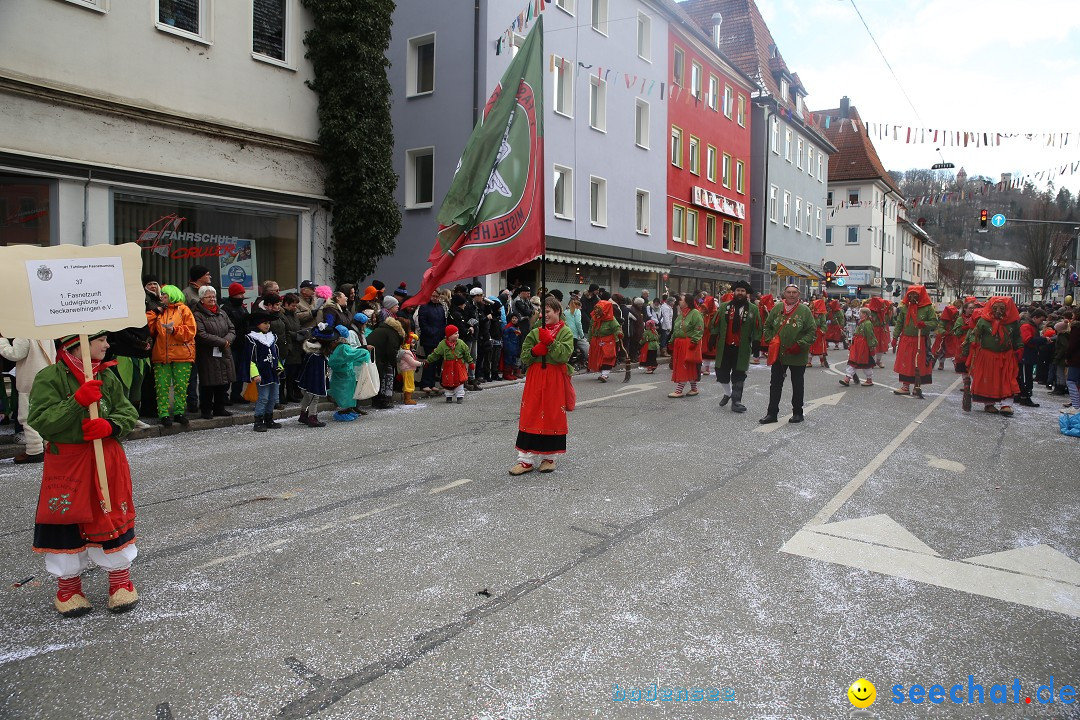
[588,318,622,341]
[670,308,704,343]
[961,318,1022,356]
[642,328,659,351]
[853,319,877,348]
[710,301,761,371]
[29,362,138,445]
[521,324,574,374]
[892,303,939,338]
[762,303,817,366]
[427,338,475,364]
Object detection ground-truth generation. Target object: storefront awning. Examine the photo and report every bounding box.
[668,251,767,275]
[774,259,822,279]
[540,250,668,275]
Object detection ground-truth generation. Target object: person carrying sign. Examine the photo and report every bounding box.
[29,332,140,617]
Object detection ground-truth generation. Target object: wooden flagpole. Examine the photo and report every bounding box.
[78,334,112,512]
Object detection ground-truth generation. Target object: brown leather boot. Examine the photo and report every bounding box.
[403,391,417,405]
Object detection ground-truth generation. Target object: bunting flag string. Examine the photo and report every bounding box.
[495,0,549,56]
[806,117,1078,150]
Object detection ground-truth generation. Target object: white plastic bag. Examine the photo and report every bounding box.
[354,360,380,401]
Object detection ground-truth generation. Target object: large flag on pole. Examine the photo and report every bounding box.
[403,16,545,308]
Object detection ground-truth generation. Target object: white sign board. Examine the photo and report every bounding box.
[1033,278,1044,288]
[26,257,129,328]
[1033,288,1044,301]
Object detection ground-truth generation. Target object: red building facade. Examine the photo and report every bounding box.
[666,24,754,294]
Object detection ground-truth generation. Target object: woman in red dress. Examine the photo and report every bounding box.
[807,298,829,367]
[511,298,576,475]
[699,295,719,378]
[667,293,704,398]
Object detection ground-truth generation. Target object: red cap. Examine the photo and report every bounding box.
[228,283,246,297]
[361,285,379,301]
[445,324,459,337]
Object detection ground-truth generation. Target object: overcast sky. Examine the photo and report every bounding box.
[754,0,1080,191]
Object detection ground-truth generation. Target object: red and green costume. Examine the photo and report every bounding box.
[847,319,878,369]
[516,322,575,456]
[587,300,622,372]
[962,297,1021,404]
[808,298,828,357]
[892,286,938,386]
[669,306,704,383]
[825,300,845,344]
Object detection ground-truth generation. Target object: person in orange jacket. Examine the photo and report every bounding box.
[146,284,197,427]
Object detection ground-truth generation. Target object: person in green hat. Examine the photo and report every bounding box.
[28,331,140,617]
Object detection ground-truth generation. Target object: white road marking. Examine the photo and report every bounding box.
[926,455,966,473]
[783,374,1080,617]
[781,530,1080,618]
[753,391,846,434]
[574,383,657,407]
[195,539,290,570]
[805,376,963,526]
[428,479,473,495]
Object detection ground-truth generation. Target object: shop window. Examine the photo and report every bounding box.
[0,180,52,247]
[114,193,299,296]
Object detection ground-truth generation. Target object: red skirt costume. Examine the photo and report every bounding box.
[893,290,935,385]
[671,337,702,382]
[969,347,1020,403]
[825,302,844,343]
[516,359,576,455]
[808,299,828,356]
[440,358,468,389]
[868,298,890,354]
[931,306,960,359]
[33,438,137,555]
[847,334,876,369]
[587,335,617,372]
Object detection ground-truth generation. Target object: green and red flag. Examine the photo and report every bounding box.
[403,16,545,308]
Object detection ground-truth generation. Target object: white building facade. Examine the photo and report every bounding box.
[0,0,331,296]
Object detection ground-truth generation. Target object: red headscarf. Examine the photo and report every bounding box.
[702,295,718,313]
[593,299,614,323]
[979,296,1020,341]
[758,294,775,312]
[939,304,959,324]
[828,299,841,313]
[720,292,734,303]
[810,298,827,316]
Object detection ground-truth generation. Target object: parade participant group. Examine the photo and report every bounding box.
[3,261,1079,619]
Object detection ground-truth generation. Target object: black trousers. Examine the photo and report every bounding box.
[1017,362,1035,398]
[716,344,747,385]
[767,363,805,416]
[199,384,227,415]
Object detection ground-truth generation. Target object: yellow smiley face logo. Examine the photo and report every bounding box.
[848,678,876,708]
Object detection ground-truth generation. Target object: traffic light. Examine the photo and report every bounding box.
[980,209,988,228]
[824,272,833,286]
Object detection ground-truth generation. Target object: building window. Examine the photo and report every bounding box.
[689,136,700,175]
[670,126,683,167]
[508,32,526,58]
[706,146,717,183]
[672,205,685,243]
[723,85,733,118]
[673,46,684,86]
[817,153,823,181]
[721,153,731,188]
[691,61,702,99]
[796,138,804,169]
[554,55,573,116]
[406,33,435,96]
[827,190,833,206]
[591,0,608,34]
[816,207,823,238]
[636,12,650,60]
[780,77,788,100]
[685,209,699,246]
[0,179,53,247]
[733,223,743,254]
[825,227,832,245]
[805,202,812,234]
[57,0,106,10]
[736,95,746,126]
[708,76,719,111]
[157,0,206,40]
[555,0,574,12]
[735,160,744,193]
[784,128,792,162]
[589,176,607,226]
[806,147,814,176]
[634,100,649,148]
[722,219,732,251]
[783,191,791,226]
[771,117,779,154]
[405,147,434,208]
[848,189,860,204]
[795,197,802,231]
[589,76,607,132]
[847,226,859,244]
[553,165,573,219]
[705,216,716,248]
[769,185,778,223]
[635,189,650,234]
[252,0,288,63]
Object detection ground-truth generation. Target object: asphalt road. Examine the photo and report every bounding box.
[1,360,1077,720]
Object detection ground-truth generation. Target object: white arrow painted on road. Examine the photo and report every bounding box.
[754,391,846,433]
